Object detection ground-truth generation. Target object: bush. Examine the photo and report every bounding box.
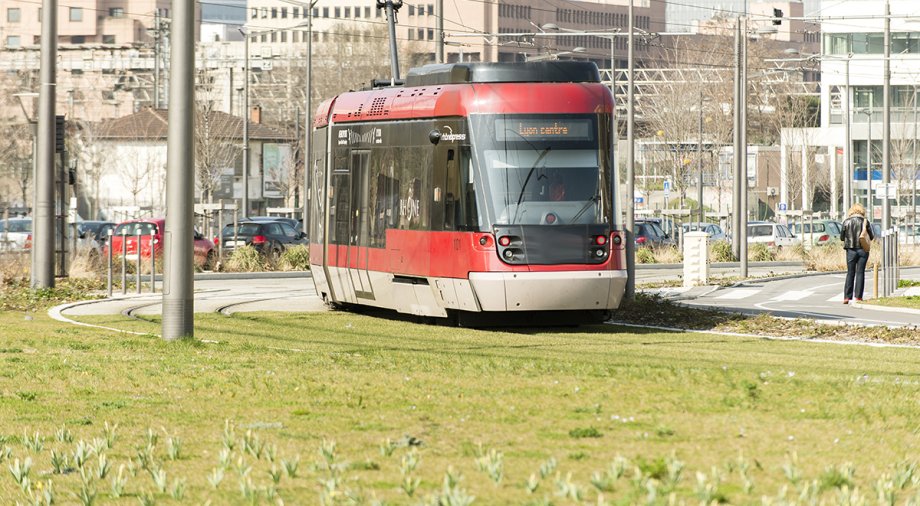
[710,240,735,263]
[748,243,776,262]
[225,245,266,272]
[279,245,310,271]
[652,245,682,264]
[636,247,656,264]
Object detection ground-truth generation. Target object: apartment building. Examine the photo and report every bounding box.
[244,0,665,67]
[0,0,199,48]
[667,0,821,32]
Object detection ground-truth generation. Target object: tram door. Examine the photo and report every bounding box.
[330,154,355,303]
[347,151,374,300]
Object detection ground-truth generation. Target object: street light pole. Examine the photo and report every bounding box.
[882,0,891,229]
[698,90,704,227]
[739,16,748,278]
[624,0,636,301]
[242,29,250,218]
[843,57,852,216]
[32,0,57,289]
[303,2,313,234]
[732,19,742,261]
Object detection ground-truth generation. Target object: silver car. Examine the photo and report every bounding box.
[681,222,726,241]
[747,222,800,249]
[0,218,32,251]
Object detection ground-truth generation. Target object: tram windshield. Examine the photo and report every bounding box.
[469,114,607,226]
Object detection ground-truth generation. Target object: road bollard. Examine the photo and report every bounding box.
[121,230,127,295]
[150,232,156,293]
[107,230,113,298]
[136,230,142,294]
[873,261,879,300]
[218,200,224,263]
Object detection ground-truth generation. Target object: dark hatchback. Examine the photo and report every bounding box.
[218,221,307,257]
[635,219,675,248]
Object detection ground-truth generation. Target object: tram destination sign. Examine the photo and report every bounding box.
[495,118,593,142]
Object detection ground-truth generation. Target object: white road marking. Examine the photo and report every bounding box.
[770,290,813,302]
[827,292,846,302]
[716,288,761,300]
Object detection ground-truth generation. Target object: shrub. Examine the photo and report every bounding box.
[279,245,310,271]
[748,243,776,262]
[225,245,266,272]
[710,240,735,263]
[636,247,656,264]
[653,245,682,264]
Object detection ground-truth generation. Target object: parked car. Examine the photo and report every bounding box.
[681,222,727,241]
[240,216,302,230]
[76,220,116,254]
[791,220,842,247]
[107,218,217,270]
[217,220,308,258]
[747,222,800,249]
[635,219,676,248]
[0,217,32,251]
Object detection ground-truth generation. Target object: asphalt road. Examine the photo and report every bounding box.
[679,267,920,327]
[636,261,805,283]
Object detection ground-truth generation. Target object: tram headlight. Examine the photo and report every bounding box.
[612,235,622,245]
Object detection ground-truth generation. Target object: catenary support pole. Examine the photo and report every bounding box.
[843,57,851,216]
[739,16,748,278]
[303,2,313,235]
[162,0,196,340]
[882,0,891,229]
[436,0,444,64]
[624,0,636,300]
[242,31,250,218]
[698,90,704,227]
[380,0,402,81]
[32,0,57,289]
[732,19,742,261]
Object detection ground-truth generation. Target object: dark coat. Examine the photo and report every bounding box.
[840,215,874,249]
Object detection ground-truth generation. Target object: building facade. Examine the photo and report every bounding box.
[667,0,822,33]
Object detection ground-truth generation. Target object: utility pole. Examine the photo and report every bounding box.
[882,0,891,229]
[732,19,742,261]
[624,0,636,300]
[154,9,161,109]
[698,90,704,226]
[162,0,196,340]
[303,1,313,234]
[436,0,444,64]
[242,29,250,217]
[739,16,748,278]
[32,0,57,289]
[843,57,851,216]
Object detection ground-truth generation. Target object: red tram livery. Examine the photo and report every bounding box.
[308,61,627,324]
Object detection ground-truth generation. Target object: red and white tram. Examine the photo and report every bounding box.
[308,61,627,324]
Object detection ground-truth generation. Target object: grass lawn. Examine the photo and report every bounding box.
[865,295,920,310]
[2,307,920,505]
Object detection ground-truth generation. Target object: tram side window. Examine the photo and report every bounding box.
[460,147,479,230]
[443,148,477,231]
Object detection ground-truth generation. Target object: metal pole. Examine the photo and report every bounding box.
[739,16,748,277]
[882,0,891,231]
[32,0,57,289]
[436,0,444,64]
[698,90,704,226]
[107,231,113,297]
[162,0,196,340]
[868,112,873,220]
[914,85,918,244]
[154,9,161,109]
[136,230,142,294]
[843,58,852,216]
[217,200,224,261]
[242,31,250,218]
[303,4,313,235]
[732,19,742,261]
[150,231,156,293]
[383,0,402,81]
[610,36,620,230]
[121,230,127,295]
[624,0,636,300]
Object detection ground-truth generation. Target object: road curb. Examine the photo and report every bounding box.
[852,301,920,317]
[729,270,845,288]
[637,261,802,271]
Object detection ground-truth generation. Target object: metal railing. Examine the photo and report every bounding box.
[878,227,900,298]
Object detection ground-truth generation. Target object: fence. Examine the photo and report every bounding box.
[105,230,156,297]
[877,227,900,299]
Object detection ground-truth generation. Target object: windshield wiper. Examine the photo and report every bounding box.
[511,147,551,224]
[571,194,600,224]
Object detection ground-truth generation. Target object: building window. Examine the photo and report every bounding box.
[418,28,424,40]
[280,31,287,43]
[103,34,115,44]
[322,7,328,18]
[251,7,257,19]
[281,7,287,18]
[418,5,424,15]
[408,29,413,40]
[428,29,434,40]
[6,35,21,48]
[69,7,83,22]
[292,31,299,43]
[261,7,267,18]
[345,7,350,18]
[355,6,361,18]
[409,5,415,15]
[271,7,277,18]
[293,7,299,18]
[366,7,371,18]
[429,4,434,16]
[7,8,21,22]
[71,35,85,43]
[376,7,382,18]
[334,7,340,18]
[109,7,124,18]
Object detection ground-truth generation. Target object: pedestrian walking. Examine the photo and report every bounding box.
[840,203,874,303]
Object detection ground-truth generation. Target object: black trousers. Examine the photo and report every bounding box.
[844,248,870,300]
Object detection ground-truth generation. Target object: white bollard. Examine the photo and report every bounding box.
[683,231,710,288]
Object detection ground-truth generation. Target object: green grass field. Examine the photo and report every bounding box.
[866,295,920,310]
[2,307,920,504]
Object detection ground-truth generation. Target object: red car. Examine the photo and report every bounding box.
[106,218,217,270]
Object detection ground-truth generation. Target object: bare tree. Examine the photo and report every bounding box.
[194,98,242,204]
[0,122,32,209]
[72,121,113,219]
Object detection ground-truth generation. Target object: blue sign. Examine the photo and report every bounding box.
[778,202,787,211]
[635,197,644,204]
[663,180,671,192]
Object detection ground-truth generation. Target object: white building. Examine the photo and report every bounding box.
[782,0,920,222]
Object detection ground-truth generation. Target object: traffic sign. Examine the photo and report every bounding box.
[634,197,644,204]
[875,183,898,200]
[663,180,671,198]
[778,202,787,211]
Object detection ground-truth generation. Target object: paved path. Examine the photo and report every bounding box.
[636,261,805,284]
[676,267,920,327]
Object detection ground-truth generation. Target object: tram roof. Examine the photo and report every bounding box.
[314,62,610,128]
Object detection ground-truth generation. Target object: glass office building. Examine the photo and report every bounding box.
[667,0,822,32]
